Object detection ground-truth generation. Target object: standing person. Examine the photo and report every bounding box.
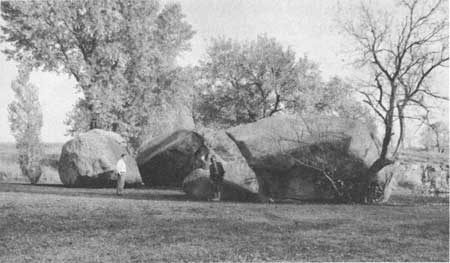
[116,153,127,196]
[209,155,225,201]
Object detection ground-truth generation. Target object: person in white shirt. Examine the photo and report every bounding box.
[115,153,127,196]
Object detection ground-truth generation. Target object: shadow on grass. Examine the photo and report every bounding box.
[0,183,269,204]
[0,182,335,205]
[0,182,269,206]
[1,182,448,207]
[0,183,190,202]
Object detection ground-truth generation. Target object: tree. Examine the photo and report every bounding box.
[340,0,448,202]
[304,76,376,124]
[195,35,374,129]
[420,121,449,153]
[1,0,195,150]
[8,63,43,184]
[194,35,324,128]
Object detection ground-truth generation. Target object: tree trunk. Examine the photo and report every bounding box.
[365,157,395,203]
[364,82,398,203]
[369,158,394,175]
[87,103,98,130]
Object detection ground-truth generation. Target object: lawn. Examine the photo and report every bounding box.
[0,183,448,262]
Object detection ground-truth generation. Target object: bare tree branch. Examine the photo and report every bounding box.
[340,0,448,202]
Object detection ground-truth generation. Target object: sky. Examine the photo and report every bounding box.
[0,0,448,142]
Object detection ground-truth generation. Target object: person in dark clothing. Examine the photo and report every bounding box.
[209,155,225,201]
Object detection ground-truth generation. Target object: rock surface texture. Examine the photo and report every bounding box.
[136,115,396,202]
[136,130,208,187]
[226,115,380,201]
[58,129,142,187]
[182,168,261,201]
[199,128,259,194]
[137,128,260,200]
[182,169,214,200]
[389,151,449,195]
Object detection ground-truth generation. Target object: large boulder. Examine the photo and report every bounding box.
[182,168,261,201]
[178,128,260,201]
[136,128,260,200]
[136,130,209,187]
[58,129,142,187]
[226,114,380,201]
[182,169,215,200]
[199,128,259,194]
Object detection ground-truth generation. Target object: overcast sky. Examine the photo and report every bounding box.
[0,0,448,142]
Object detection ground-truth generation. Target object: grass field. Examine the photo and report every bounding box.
[0,183,448,262]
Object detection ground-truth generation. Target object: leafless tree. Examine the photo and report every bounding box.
[340,0,448,200]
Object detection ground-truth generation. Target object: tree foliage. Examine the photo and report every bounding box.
[194,35,301,127]
[1,0,195,150]
[420,121,449,153]
[194,35,372,128]
[8,63,43,184]
[307,76,375,124]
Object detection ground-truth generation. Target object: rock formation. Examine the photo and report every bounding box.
[389,150,449,195]
[226,114,380,201]
[182,168,261,201]
[136,114,404,202]
[137,128,260,200]
[182,169,214,200]
[58,129,142,187]
[199,128,259,194]
[136,130,208,187]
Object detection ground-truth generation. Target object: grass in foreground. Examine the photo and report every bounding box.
[0,183,448,262]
